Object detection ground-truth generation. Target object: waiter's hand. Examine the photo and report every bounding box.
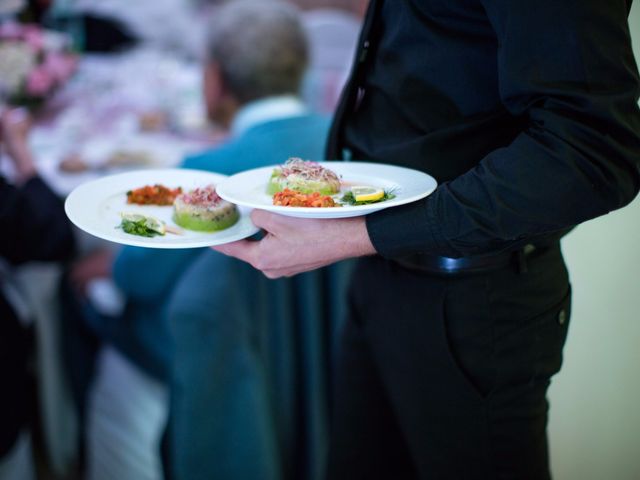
[213,209,376,278]
[0,108,36,184]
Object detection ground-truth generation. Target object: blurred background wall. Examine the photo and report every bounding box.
[547,4,640,478]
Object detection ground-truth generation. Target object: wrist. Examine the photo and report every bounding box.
[11,145,37,184]
[15,160,37,185]
[341,216,377,258]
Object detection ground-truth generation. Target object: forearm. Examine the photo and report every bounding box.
[1,108,37,185]
[368,117,640,259]
[10,146,37,186]
[369,0,640,259]
[306,216,376,262]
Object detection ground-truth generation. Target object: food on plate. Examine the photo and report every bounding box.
[267,158,341,195]
[340,185,396,205]
[173,185,239,232]
[59,153,89,173]
[106,150,155,168]
[118,212,183,237]
[59,150,155,174]
[272,189,339,207]
[119,212,183,237]
[126,184,183,206]
[139,111,168,132]
[350,186,385,202]
[265,160,395,208]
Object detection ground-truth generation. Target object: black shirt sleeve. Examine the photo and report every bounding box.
[0,175,75,265]
[367,0,640,258]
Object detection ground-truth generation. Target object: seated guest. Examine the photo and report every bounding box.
[0,109,75,480]
[69,1,336,478]
[164,2,352,478]
[166,249,351,480]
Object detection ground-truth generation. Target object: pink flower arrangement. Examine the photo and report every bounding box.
[42,52,77,83]
[0,21,77,109]
[22,24,45,51]
[26,65,55,96]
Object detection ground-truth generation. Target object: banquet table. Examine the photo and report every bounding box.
[25,48,212,197]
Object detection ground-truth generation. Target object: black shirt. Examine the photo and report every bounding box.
[0,175,75,265]
[328,0,640,258]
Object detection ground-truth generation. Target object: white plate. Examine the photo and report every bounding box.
[216,161,438,219]
[65,169,259,249]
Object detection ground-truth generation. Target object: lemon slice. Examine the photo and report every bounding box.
[351,185,385,202]
[120,212,166,235]
[143,216,166,235]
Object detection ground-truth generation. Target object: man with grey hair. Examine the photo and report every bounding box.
[204,0,309,115]
[166,1,345,479]
[72,1,339,479]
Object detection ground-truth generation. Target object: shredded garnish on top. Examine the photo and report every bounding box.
[277,158,340,184]
[177,185,222,207]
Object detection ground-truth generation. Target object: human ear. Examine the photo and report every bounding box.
[203,62,224,117]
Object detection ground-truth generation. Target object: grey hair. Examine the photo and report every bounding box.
[206,0,309,103]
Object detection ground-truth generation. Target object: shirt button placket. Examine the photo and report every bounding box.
[557,309,567,326]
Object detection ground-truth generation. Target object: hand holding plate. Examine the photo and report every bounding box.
[212,209,376,278]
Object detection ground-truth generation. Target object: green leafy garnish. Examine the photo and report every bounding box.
[340,190,396,206]
[119,218,162,237]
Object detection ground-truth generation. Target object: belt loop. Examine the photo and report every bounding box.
[516,249,528,274]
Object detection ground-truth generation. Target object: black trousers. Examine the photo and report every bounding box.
[326,245,571,480]
[0,297,30,458]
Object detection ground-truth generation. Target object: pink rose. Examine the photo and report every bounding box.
[42,53,77,83]
[22,25,44,52]
[0,21,23,40]
[26,66,54,96]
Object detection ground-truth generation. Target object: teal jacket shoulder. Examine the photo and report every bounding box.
[183,114,331,175]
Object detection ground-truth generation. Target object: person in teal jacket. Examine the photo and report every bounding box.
[165,3,352,479]
[107,107,331,383]
[70,2,348,479]
[166,111,349,480]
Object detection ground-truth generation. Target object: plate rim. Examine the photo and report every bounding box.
[216,161,438,219]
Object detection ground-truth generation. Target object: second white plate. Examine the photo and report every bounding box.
[216,161,438,219]
[65,169,259,249]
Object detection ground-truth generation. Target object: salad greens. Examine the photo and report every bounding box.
[118,213,165,237]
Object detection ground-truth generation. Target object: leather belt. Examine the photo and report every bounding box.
[394,244,541,275]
